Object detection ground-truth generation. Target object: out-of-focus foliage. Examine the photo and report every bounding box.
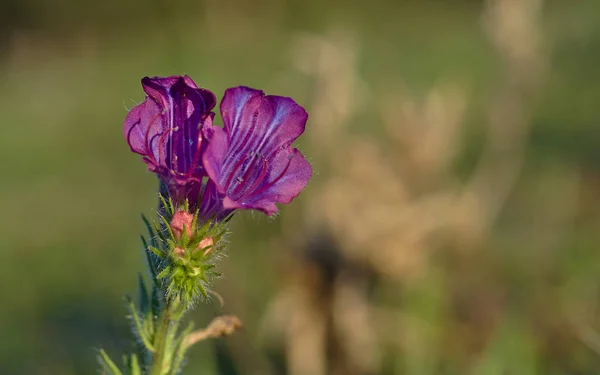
[1,0,600,374]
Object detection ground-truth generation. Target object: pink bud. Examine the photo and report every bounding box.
[170,211,194,240]
[197,237,214,256]
[172,246,186,258]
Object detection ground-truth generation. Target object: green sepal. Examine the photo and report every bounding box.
[158,193,175,217]
[191,245,213,260]
[157,265,172,280]
[158,214,176,242]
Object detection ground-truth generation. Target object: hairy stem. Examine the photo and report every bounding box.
[150,301,173,375]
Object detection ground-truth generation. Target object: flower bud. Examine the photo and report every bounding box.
[196,237,214,256]
[170,211,194,240]
[172,246,186,258]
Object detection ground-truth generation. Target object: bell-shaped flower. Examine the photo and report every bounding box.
[124,76,216,208]
[201,86,312,216]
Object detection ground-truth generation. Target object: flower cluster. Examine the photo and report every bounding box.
[124,75,311,303]
[124,75,312,219]
[99,75,311,375]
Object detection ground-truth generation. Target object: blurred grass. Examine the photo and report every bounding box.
[0,0,600,374]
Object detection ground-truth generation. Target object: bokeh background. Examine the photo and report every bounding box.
[1,0,600,374]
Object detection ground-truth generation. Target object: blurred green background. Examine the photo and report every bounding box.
[1,0,600,374]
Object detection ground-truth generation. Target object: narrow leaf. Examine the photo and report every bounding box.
[138,274,149,314]
[98,349,124,375]
[151,282,163,315]
[169,322,195,375]
[148,246,164,258]
[127,299,155,352]
[129,354,142,375]
[141,236,158,280]
[141,214,159,248]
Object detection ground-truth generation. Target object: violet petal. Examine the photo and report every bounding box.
[202,86,311,216]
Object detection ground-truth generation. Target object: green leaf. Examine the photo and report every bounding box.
[151,282,163,315]
[127,298,155,353]
[162,320,182,371]
[169,322,195,375]
[129,354,142,375]
[97,349,124,375]
[140,236,159,282]
[141,214,159,248]
[148,246,164,258]
[138,274,149,315]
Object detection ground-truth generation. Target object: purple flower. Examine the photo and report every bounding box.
[124,76,216,208]
[201,86,312,216]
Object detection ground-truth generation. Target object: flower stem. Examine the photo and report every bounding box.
[150,301,173,375]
